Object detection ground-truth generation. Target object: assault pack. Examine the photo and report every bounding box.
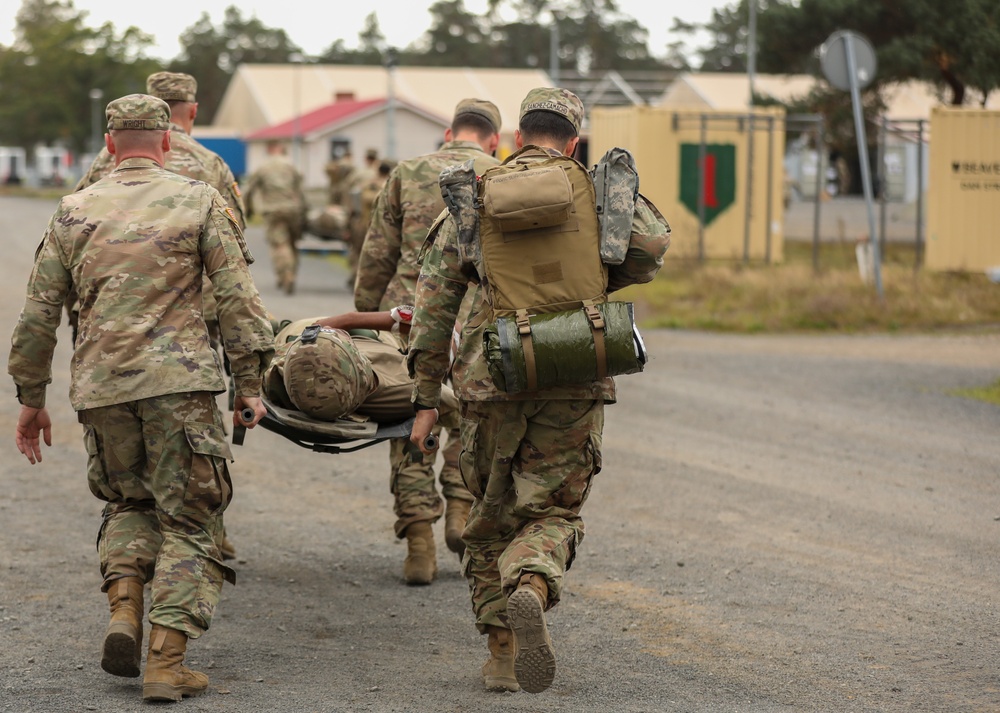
[439,145,647,393]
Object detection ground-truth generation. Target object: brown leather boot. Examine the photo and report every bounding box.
[444,498,472,557]
[142,625,209,702]
[481,625,519,692]
[101,577,144,678]
[219,529,237,561]
[403,522,437,585]
[507,573,555,694]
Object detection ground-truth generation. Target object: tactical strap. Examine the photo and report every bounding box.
[516,310,538,392]
[584,304,608,380]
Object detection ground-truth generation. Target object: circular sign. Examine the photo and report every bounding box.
[820,30,877,91]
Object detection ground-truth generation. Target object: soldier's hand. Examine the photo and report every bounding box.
[410,407,439,455]
[15,405,52,465]
[234,396,266,428]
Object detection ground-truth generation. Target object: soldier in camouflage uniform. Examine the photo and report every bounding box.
[407,88,671,693]
[75,71,248,561]
[346,157,392,288]
[244,140,307,295]
[9,94,274,703]
[354,99,502,584]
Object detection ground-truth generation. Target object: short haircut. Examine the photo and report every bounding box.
[110,129,165,153]
[518,111,577,145]
[451,112,496,140]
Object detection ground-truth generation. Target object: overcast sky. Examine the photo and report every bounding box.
[1,0,727,61]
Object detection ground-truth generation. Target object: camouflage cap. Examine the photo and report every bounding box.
[283,326,376,421]
[454,97,502,133]
[519,87,584,134]
[106,94,171,131]
[146,71,197,102]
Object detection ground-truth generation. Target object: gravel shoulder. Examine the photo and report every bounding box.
[1,196,998,713]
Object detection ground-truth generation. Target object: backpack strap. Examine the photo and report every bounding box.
[583,301,608,380]
[515,309,538,392]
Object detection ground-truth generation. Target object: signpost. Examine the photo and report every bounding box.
[820,30,884,299]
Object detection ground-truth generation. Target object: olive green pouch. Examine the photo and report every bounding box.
[483,301,646,393]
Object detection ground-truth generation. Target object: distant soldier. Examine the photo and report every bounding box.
[325,148,358,208]
[354,98,502,585]
[347,159,393,287]
[9,94,273,702]
[244,140,308,295]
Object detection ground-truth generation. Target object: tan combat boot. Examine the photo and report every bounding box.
[403,521,437,585]
[219,529,237,561]
[481,625,519,692]
[444,498,472,558]
[142,625,209,702]
[101,577,144,678]
[507,573,555,694]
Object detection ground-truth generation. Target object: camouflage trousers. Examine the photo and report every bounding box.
[263,210,303,291]
[389,389,473,537]
[79,391,235,639]
[458,398,604,633]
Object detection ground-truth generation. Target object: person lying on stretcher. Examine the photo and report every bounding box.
[263,307,459,430]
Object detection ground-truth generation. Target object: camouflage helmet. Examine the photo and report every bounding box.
[280,322,376,421]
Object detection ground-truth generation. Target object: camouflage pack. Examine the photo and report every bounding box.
[439,145,645,393]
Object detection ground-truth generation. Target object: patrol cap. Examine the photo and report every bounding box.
[365,148,378,160]
[519,87,584,134]
[283,326,376,421]
[454,97,502,133]
[146,71,197,102]
[106,94,171,131]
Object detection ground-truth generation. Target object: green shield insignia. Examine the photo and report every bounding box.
[679,144,736,226]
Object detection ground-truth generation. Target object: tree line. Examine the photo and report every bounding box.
[1,0,997,158]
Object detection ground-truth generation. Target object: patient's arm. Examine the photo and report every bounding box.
[315,307,412,335]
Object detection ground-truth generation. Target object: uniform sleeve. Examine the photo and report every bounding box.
[200,191,274,396]
[354,168,403,312]
[607,195,672,293]
[217,161,247,230]
[8,216,72,408]
[406,219,468,408]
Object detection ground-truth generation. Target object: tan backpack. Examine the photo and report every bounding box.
[439,146,645,392]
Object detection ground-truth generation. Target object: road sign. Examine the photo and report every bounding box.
[820,30,877,92]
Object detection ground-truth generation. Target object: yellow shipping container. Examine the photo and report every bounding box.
[926,108,1000,272]
[589,106,786,262]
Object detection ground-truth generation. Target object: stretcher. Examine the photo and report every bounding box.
[231,398,436,455]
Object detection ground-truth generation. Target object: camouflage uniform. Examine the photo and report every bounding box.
[73,72,246,343]
[8,94,274,638]
[354,100,503,537]
[244,148,307,294]
[347,163,389,287]
[263,319,462,535]
[408,88,672,633]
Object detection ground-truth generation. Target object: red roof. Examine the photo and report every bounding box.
[247,98,385,140]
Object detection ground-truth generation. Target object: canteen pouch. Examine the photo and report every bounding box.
[439,159,482,268]
[483,301,646,393]
[482,166,574,232]
[591,147,639,265]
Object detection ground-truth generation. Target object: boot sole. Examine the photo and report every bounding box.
[143,682,207,702]
[507,588,556,694]
[101,629,141,678]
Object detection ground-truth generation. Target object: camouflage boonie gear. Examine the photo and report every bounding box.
[9,157,274,410]
[519,87,585,134]
[106,94,170,131]
[147,71,197,103]
[353,140,500,312]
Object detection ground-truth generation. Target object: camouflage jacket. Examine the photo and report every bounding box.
[9,158,274,410]
[407,151,672,406]
[354,141,500,312]
[75,123,246,229]
[244,156,306,216]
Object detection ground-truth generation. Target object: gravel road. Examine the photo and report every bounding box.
[1,195,998,713]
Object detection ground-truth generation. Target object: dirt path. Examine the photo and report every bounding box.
[1,196,998,713]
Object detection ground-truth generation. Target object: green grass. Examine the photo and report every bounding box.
[951,380,1000,407]
[619,242,1000,334]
